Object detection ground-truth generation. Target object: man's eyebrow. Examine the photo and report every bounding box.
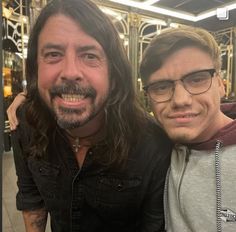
[40,44,105,56]
[40,43,64,54]
[77,45,101,53]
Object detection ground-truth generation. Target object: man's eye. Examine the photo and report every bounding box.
[80,53,101,66]
[82,53,98,60]
[187,74,208,84]
[193,77,205,83]
[82,53,99,62]
[45,52,61,58]
[43,52,62,63]
[151,82,172,92]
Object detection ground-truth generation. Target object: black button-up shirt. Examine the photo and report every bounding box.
[12,117,172,232]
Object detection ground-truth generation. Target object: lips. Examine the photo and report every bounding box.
[175,114,196,118]
[168,113,198,124]
[169,113,197,119]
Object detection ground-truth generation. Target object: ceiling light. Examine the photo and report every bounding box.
[195,10,216,21]
[227,2,236,11]
[108,0,236,22]
[143,0,161,5]
[109,0,196,21]
[216,7,229,20]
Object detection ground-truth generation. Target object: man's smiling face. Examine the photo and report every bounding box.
[147,46,226,143]
[37,14,110,129]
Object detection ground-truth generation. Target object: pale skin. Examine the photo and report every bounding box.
[37,14,109,130]
[7,92,26,130]
[37,14,109,166]
[148,46,233,144]
[19,14,110,231]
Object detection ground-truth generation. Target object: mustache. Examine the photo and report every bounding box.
[49,82,96,99]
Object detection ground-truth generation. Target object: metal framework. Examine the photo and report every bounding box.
[3,0,29,81]
[2,0,236,94]
[213,28,234,97]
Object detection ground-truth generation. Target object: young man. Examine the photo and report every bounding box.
[11,0,172,231]
[140,26,236,232]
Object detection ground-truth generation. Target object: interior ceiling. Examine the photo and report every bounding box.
[134,0,235,14]
[106,0,236,31]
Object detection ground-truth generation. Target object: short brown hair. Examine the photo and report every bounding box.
[140,26,221,85]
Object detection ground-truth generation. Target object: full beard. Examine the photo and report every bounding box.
[48,81,103,129]
[54,103,99,129]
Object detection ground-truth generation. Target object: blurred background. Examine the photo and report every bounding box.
[2,0,236,231]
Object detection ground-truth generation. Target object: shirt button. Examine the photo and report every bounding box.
[117,183,123,191]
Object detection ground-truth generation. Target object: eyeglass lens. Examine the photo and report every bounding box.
[146,69,215,103]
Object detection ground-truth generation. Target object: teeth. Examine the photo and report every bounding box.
[61,94,84,102]
[182,115,194,118]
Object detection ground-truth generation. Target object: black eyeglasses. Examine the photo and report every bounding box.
[143,68,216,103]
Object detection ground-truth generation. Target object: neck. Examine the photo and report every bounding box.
[69,111,105,138]
[66,125,104,141]
[65,114,106,152]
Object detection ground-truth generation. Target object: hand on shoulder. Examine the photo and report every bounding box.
[7,92,26,130]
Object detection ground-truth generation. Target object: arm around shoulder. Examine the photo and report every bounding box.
[6,91,26,130]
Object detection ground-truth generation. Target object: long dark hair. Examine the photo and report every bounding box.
[25,0,149,166]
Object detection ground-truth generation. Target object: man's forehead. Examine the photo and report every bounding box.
[37,15,102,48]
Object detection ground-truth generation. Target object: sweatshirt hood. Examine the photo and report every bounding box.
[188,120,236,150]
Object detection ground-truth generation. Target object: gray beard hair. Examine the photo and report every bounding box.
[57,119,83,129]
[55,107,88,129]
[55,104,104,130]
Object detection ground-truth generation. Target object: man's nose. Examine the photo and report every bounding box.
[171,81,192,106]
[61,55,83,81]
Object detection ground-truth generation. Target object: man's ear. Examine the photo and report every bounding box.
[217,74,226,98]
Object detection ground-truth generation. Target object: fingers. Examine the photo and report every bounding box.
[7,106,19,131]
[6,92,26,130]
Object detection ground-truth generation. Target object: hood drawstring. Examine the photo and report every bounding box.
[215,140,223,232]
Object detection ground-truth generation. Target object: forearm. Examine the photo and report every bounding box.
[23,208,48,232]
[7,91,27,130]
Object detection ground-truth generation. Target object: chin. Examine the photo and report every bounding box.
[168,131,194,144]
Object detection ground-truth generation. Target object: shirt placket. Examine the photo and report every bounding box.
[69,148,94,232]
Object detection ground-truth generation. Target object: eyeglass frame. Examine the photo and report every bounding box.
[143,68,216,103]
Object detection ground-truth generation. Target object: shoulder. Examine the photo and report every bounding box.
[221,102,236,119]
[132,117,172,163]
[13,104,33,143]
[141,117,172,146]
